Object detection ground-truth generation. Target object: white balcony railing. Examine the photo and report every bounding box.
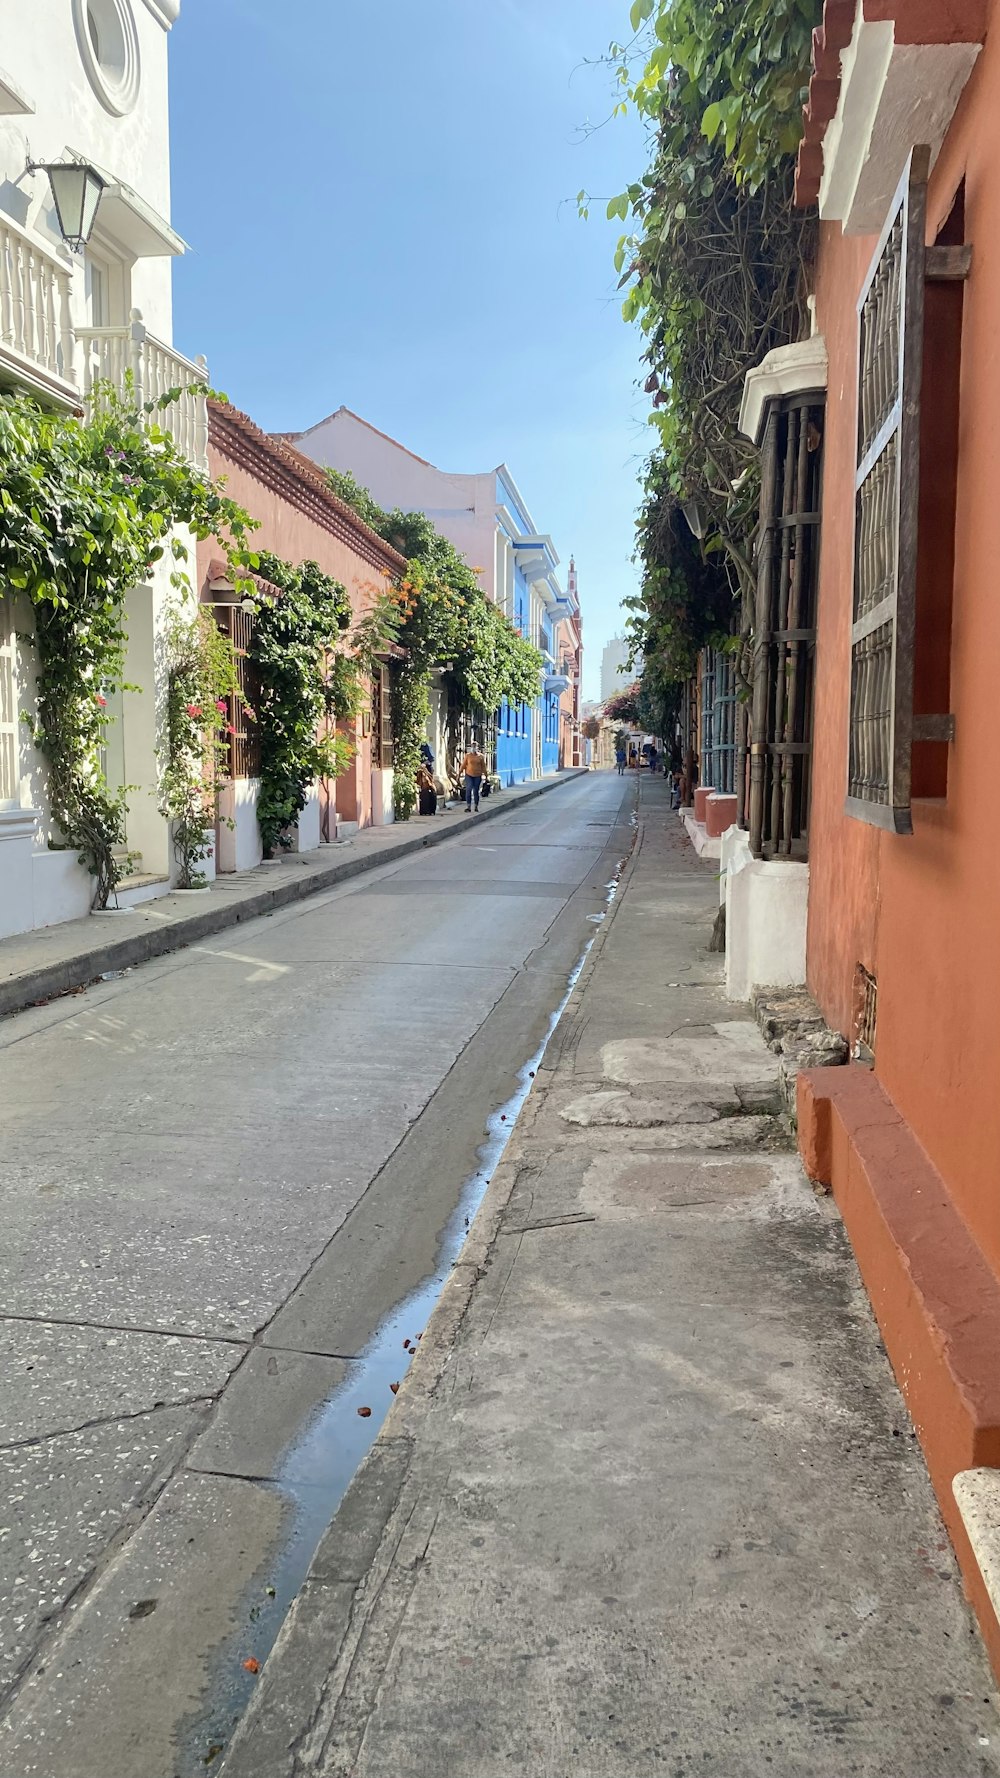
[0,218,208,470]
[77,310,209,469]
[0,213,75,399]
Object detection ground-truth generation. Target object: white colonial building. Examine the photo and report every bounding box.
[0,0,207,938]
[286,407,576,784]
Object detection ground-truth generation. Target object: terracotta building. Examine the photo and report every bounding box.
[784,0,1000,1674]
[557,558,584,769]
[197,402,406,868]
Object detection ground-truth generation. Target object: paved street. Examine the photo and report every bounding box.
[0,771,632,1778]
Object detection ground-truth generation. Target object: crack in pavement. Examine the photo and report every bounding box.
[0,1393,220,1454]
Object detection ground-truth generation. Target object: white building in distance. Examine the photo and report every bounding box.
[600,635,638,703]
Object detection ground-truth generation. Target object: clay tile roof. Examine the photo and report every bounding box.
[794,0,987,207]
[207,399,408,574]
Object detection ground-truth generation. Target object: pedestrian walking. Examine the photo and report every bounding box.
[615,746,626,776]
[462,746,488,813]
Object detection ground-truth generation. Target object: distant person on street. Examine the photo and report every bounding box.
[416,763,438,816]
[463,746,488,812]
[615,746,626,775]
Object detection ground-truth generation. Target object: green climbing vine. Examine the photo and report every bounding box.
[324,474,543,819]
[0,383,254,907]
[246,552,398,854]
[160,599,243,888]
[585,0,821,721]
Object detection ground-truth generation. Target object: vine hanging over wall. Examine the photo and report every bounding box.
[160,600,242,888]
[324,474,543,819]
[246,552,399,854]
[0,384,254,907]
[588,0,821,718]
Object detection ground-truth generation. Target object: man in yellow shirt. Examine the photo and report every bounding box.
[462,746,488,813]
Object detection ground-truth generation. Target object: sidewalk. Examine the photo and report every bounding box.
[0,770,584,1020]
[224,774,1000,1778]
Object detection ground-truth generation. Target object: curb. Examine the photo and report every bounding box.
[0,770,588,1021]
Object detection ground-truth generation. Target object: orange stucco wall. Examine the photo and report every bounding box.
[557,614,582,767]
[807,7,1000,1274]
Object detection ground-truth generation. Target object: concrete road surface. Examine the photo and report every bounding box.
[0,770,633,1778]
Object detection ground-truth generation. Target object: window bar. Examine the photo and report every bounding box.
[779,403,811,853]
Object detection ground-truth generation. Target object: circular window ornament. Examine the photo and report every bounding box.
[73,0,140,116]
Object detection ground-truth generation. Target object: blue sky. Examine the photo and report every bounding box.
[168,0,650,699]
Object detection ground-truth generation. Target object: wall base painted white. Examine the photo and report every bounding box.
[723,827,809,1002]
[294,790,321,853]
[372,769,395,826]
[217,780,263,875]
[0,809,40,940]
[0,814,96,939]
[680,808,721,861]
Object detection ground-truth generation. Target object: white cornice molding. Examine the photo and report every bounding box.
[817,0,981,235]
[140,0,181,29]
[739,337,829,446]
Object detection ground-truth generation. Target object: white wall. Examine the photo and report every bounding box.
[0,0,179,344]
[0,1,199,938]
[293,410,501,600]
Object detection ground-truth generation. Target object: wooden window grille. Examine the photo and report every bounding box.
[847,145,958,833]
[745,391,824,859]
[372,662,393,769]
[214,603,261,779]
[0,596,18,806]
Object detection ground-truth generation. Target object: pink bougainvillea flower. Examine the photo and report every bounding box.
[216,699,228,713]
[185,703,203,718]
[96,694,107,707]
[225,723,236,736]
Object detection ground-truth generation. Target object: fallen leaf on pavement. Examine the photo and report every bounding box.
[358,1406,372,1417]
[242,1658,260,1674]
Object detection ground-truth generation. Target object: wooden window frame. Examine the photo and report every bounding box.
[213,602,261,780]
[846,145,961,833]
[372,661,393,770]
[744,390,824,859]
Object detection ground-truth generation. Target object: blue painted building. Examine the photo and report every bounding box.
[493,469,573,785]
[290,411,576,787]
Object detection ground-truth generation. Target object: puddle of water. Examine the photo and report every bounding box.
[188,854,627,1771]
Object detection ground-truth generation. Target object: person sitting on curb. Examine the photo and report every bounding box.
[462,745,488,813]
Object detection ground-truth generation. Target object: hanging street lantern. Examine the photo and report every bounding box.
[29,158,107,253]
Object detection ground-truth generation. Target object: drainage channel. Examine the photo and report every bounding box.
[186,846,631,1774]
